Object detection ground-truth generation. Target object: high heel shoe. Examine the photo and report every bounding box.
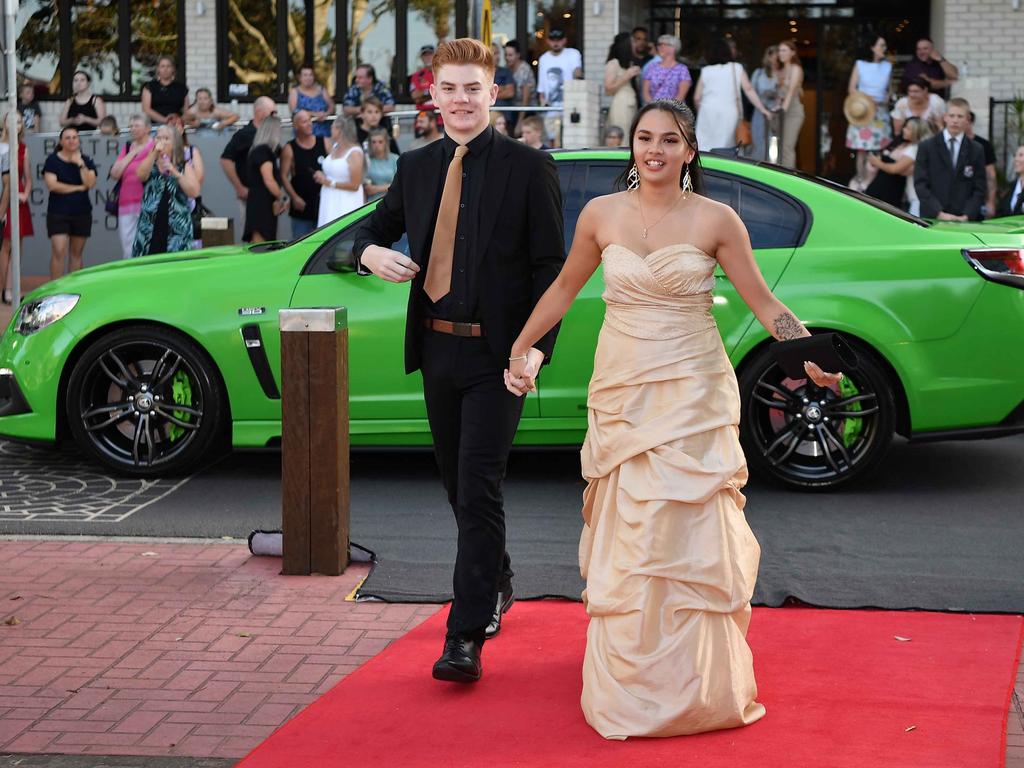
[1,289,11,305]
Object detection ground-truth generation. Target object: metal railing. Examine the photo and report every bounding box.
[988,97,1024,187]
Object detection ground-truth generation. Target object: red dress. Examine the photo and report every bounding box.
[4,143,35,239]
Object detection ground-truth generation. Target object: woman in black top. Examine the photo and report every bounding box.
[142,56,189,125]
[42,127,97,279]
[279,110,326,239]
[59,71,106,130]
[244,116,287,243]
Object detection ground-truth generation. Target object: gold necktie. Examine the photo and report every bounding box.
[424,145,469,303]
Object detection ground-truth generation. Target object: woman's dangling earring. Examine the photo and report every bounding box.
[682,163,693,194]
[627,163,640,191]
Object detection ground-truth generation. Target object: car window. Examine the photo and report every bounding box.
[736,181,806,249]
[558,162,576,208]
[563,162,624,247]
[701,172,735,208]
[304,224,409,276]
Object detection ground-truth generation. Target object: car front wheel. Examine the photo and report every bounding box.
[65,326,226,477]
[737,339,895,490]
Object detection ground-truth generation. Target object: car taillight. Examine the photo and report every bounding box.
[962,248,1024,289]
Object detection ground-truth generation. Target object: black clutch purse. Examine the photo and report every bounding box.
[770,333,858,380]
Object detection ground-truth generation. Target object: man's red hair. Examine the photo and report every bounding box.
[432,38,495,78]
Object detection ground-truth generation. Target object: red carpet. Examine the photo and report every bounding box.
[239,602,1022,767]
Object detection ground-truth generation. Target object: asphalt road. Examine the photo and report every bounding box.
[2,435,1023,612]
[2,434,1022,538]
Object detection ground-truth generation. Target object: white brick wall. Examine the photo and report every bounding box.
[584,0,620,91]
[938,0,1024,101]
[562,80,602,149]
[185,0,218,99]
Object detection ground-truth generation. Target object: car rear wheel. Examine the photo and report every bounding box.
[65,326,225,477]
[737,339,895,490]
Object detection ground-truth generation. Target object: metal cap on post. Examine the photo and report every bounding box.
[280,308,350,576]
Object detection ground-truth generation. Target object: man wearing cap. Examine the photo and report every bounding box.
[537,29,583,148]
[410,45,441,125]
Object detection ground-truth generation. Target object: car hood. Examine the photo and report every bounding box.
[18,242,294,304]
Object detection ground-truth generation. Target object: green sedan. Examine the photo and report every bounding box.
[2,150,1022,490]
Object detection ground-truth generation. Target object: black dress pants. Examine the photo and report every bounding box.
[420,329,523,643]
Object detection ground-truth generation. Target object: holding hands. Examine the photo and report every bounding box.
[504,348,547,396]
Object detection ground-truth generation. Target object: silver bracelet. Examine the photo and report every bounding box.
[508,355,528,362]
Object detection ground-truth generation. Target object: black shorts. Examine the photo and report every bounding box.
[46,213,92,238]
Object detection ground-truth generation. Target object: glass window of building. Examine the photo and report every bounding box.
[15,0,61,95]
[71,0,120,95]
[131,0,182,93]
[224,0,280,98]
[526,1,580,66]
[405,0,455,97]
[348,0,397,93]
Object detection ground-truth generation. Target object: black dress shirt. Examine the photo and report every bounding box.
[424,125,495,322]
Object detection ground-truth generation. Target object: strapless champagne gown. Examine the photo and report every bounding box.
[579,243,766,740]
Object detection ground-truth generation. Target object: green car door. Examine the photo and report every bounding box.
[536,156,802,426]
[289,211,541,446]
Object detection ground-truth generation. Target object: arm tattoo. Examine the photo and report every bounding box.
[772,311,805,341]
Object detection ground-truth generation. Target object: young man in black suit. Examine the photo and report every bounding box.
[354,39,565,683]
[914,97,987,222]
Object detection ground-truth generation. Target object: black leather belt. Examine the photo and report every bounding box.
[423,318,485,337]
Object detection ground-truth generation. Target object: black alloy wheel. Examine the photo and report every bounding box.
[737,339,896,490]
[65,326,225,477]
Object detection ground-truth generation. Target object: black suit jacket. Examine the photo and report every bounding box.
[354,131,565,374]
[914,134,987,220]
[995,180,1022,217]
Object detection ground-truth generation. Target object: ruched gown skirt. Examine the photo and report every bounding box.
[579,243,766,739]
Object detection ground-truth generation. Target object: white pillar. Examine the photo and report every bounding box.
[562,80,601,149]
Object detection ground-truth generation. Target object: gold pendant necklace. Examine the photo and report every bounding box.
[637,190,685,240]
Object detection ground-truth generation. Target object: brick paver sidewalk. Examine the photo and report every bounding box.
[0,538,437,761]
[1,537,1022,765]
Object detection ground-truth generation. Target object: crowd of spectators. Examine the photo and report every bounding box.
[3,31,1022,284]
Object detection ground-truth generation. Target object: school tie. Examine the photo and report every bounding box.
[424,145,469,303]
[948,137,957,167]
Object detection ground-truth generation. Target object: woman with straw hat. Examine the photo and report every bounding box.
[845,35,893,190]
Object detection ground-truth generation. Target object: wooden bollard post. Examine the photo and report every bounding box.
[279,308,350,576]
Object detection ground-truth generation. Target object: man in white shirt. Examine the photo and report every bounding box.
[536,29,582,148]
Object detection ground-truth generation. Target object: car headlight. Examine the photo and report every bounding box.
[15,294,80,335]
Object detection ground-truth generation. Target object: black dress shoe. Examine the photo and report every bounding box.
[432,635,482,683]
[485,586,514,639]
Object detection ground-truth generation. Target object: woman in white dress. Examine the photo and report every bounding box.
[845,36,894,188]
[314,114,365,227]
[695,38,773,151]
[604,32,640,137]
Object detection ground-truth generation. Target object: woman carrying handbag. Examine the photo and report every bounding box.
[695,39,770,151]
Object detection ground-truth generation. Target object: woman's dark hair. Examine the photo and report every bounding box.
[505,39,521,54]
[906,76,930,91]
[707,38,734,66]
[615,99,706,195]
[73,69,91,83]
[607,32,633,68]
[57,125,78,150]
[863,35,885,60]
